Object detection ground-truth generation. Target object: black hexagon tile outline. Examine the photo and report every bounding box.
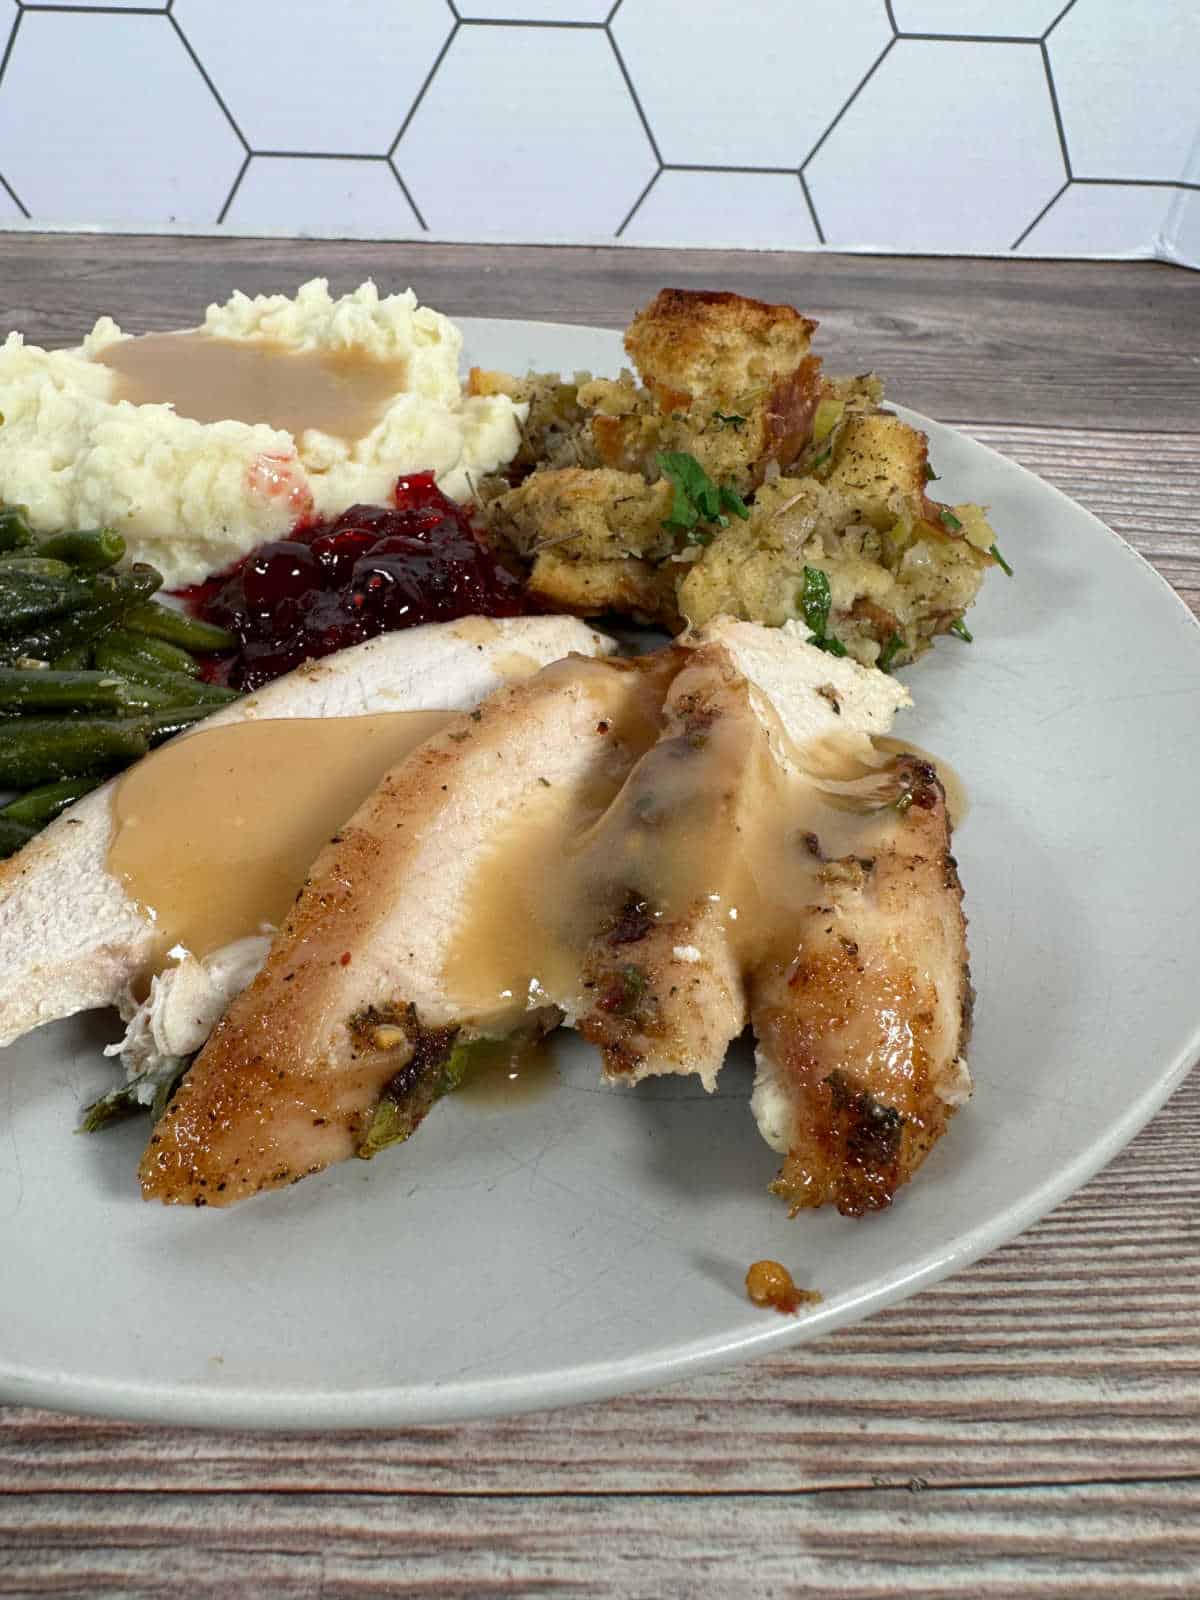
[0,2,25,215]
[0,0,1195,251]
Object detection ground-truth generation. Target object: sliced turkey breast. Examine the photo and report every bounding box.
[140,650,680,1206]
[0,616,613,1050]
[573,622,912,1090]
[749,752,971,1216]
[140,617,970,1218]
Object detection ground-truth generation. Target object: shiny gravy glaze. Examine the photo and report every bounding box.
[107,652,964,1090]
[454,1033,559,1105]
[438,652,958,1032]
[98,331,408,439]
[107,710,452,980]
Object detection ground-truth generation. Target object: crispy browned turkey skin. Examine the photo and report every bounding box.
[750,758,971,1217]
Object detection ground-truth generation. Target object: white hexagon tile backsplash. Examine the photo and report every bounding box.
[0,0,1195,264]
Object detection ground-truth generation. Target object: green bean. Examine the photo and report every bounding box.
[145,706,215,744]
[103,627,199,677]
[6,566,162,663]
[34,527,126,571]
[106,677,188,713]
[0,775,102,827]
[92,639,235,707]
[0,506,34,553]
[0,717,149,786]
[127,668,235,709]
[0,571,99,633]
[0,667,132,714]
[0,816,36,859]
[50,644,94,670]
[122,602,235,654]
[0,556,76,579]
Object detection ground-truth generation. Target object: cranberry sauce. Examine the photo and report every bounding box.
[184,473,527,690]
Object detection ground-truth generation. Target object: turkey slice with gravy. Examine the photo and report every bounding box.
[0,615,613,1051]
[572,621,912,1091]
[140,651,679,1205]
[141,618,970,1216]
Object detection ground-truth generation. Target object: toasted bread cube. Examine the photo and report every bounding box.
[527,549,680,629]
[486,467,674,564]
[823,411,931,529]
[625,288,817,408]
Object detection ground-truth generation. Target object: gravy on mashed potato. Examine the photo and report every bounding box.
[0,279,526,588]
[98,332,411,443]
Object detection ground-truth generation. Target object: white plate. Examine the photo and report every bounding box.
[2,318,1199,1429]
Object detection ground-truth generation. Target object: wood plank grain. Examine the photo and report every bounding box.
[2,1483,1199,1599]
[3,1065,1197,1497]
[2,236,1197,435]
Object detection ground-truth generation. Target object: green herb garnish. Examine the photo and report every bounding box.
[810,446,833,471]
[607,965,648,1017]
[800,566,848,658]
[939,507,964,532]
[718,484,750,520]
[923,463,939,483]
[712,411,746,430]
[990,541,1014,577]
[877,633,905,673]
[949,617,973,643]
[657,451,750,543]
[80,1081,143,1133]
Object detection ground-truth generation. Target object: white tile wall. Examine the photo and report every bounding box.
[891,1,1067,35]
[0,9,242,225]
[223,156,421,234]
[621,170,819,250]
[1016,182,1179,257]
[613,0,891,168]
[807,39,1066,251]
[1047,0,1200,181]
[173,0,452,158]
[0,0,1195,265]
[395,24,655,239]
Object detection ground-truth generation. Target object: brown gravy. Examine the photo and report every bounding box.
[439,652,680,1029]
[875,738,968,826]
[98,331,409,440]
[438,653,930,1031]
[455,1034,559,1106]
[108,710,452,978]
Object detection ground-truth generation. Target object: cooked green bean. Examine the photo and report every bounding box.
[0,667,132,714]
[7,566,162,663]
[34,526,126,571]
[50,644,94,670]
[0,816,36,859]
[145,706,215,744]
[0,571,99,633]
[0,775,103,827]
[108,677,189,713]
[0,556,76,579]
[123,602,235,654]
[0,506,34,553]
[0,717,150,786]
[103,627,199,677]
[93,639,235,707]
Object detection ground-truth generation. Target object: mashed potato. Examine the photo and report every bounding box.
[0,279,525,587]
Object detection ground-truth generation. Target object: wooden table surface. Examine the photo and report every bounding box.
[1,239,1198,1598]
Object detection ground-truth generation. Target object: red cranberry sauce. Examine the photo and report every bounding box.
[184,473,527,690]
